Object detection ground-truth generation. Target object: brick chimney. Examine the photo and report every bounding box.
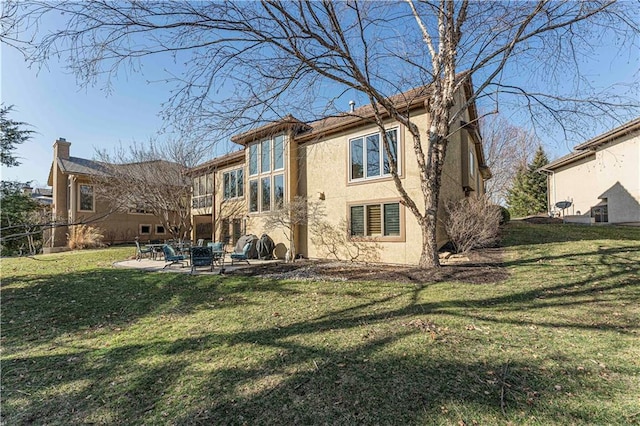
[53,137,70,160]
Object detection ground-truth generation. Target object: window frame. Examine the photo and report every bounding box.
[247,133,287,214]
[347,199,404,242]
[78,183,95,212]
[139,224,152,235]
[223,168,245,200]
[155,224,166,235]
[348,127,400,183]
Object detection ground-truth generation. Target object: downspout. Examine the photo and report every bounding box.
[212,166,217,242]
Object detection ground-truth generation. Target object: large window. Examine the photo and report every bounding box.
[349,128,399,182]
[79,184,94,211]
[350,202,401,238]
[192,174,213,208]
[249,180,259,213]
[223,169,244,200]
[274,174,285,209]
[247,134,287,213]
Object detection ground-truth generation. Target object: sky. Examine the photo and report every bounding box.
[1,5,638,189]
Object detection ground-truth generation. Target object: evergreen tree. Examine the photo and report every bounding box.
[506,146,549,217]
[1,104,34,167]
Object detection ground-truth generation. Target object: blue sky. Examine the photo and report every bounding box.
[1,7,638,189]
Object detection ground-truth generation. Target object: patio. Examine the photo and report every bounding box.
[114,257,280,275]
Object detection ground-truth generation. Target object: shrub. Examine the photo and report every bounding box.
[498,205,510,225]
[67,225,105,250]
[444,195,501,254]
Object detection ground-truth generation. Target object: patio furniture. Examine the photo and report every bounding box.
[162,244,188,269]
[190,246,214,274]
[208,242,226,268]
[230,242,251,265]
[135,239,153,261]
[196,238,205,246]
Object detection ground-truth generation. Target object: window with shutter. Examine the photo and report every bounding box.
[366,204,381,235]
[350,206,365,236]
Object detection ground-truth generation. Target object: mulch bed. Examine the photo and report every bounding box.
[229,247,508,285]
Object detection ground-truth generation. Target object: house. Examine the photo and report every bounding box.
[541,118,640,225]
[188,80,491,265]
[46,138,169,252]
[21,185,53,206]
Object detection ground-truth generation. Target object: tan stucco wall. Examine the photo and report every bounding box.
[549,132,640,223]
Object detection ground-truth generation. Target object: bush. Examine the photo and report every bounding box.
[498,205,510,225]
[67,225,105,250]
[444,195,501,254]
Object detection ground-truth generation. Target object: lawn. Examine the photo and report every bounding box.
[1,222,639,425]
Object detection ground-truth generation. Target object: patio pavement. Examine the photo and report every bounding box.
[113,257,280,275]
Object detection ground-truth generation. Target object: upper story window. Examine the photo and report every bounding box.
[192,174,213,208]
[349,128,399,182]
[248,133,286,213]
[469,149,475,177]
[79,184,94,212]
[223,168,244,200]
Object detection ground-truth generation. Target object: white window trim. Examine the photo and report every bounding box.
[155,224,166,235]
[139,224,152,235]
[348,127,400,183]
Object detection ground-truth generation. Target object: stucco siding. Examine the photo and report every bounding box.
[550,132,640,223]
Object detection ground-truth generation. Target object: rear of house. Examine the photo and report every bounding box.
[189,81,491,265]
[542,118,640,225]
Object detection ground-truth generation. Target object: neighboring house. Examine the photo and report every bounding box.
[21,185,53,206]
[188,80,491,265]
[46,138,169,251]
[541,118,640,225]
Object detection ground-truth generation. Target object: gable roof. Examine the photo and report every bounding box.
[543,117,640,171]
[185,149,245,176]
[231,115,311,146]
[58,156,109,176]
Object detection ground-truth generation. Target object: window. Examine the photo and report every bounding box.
[247,134,286,213]
[249,144,259,175]
[140,224,152,235]
[350,202,401,237]
[349,128,399,181]
[261,139,271,172]
[274,174,285,208]
[261,177,271,212]
[591,205,608,223]
[469,150,475,177]
[249,180,259,212]
[155,225,166,234]
[192,174,213,208]
[232,219,242,244]
[223,169,244,200]
[79,184,94,211]
[274,135,284,170]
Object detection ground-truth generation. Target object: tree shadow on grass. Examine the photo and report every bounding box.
[500,221,640,247]
[0,268,302,350]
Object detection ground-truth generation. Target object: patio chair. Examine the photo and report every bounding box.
[190,246,214,274]
[162,244,188,269]
[196,238,205,247]
[230,242,251,265]
[208,242,226,268]
[135,239,153,261]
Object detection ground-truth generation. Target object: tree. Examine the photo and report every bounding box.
[6,1,639,267]
[262,196,322,262]
[0,181,42,255]
[0,104,33,167]
[481,114,539,206]
[506,146,549,217]
[93,140,194,242]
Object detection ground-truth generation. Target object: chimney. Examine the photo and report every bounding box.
[349,100,356,113]
[53,137,71,160]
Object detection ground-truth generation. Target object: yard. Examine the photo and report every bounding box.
[1,222,639,425]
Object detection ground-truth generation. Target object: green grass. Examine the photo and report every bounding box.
[2,222,639,425]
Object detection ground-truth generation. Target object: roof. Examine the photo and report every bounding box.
[573,117,640,151]
[185,150,245,176]
[295,85,433,143]
[58,156,109,176]
[543,117,640,171]
[231,115,311,146]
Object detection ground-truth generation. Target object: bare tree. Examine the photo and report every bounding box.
[262,196,322,262]
[6,1,639,267]
[481,115,539,206]
[93,140,193,241]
